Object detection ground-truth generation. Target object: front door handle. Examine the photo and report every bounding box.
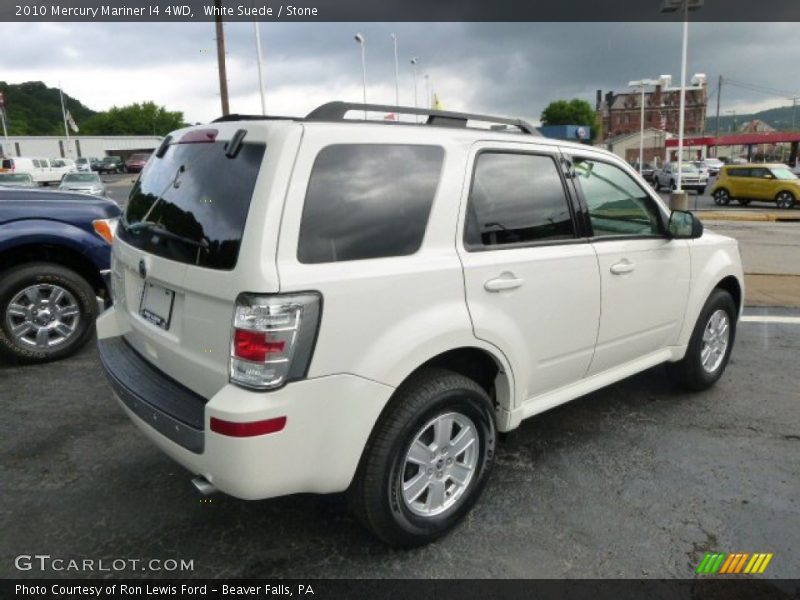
[484,273,524,292]
[610,260,635,275]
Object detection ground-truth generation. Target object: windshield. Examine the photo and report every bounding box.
[118,140,265,270]
[63,173,100,183]
[771,167,799,181]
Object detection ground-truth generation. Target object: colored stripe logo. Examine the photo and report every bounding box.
[696,552,773,574]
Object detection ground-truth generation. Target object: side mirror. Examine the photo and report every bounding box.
[668,210,703,239]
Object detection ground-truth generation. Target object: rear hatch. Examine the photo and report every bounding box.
[112,122,299,399]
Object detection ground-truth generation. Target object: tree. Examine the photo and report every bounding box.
[540,99,599,141]
[81,102,186,136]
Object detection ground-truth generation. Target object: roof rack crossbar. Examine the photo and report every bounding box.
[305,102,539,135]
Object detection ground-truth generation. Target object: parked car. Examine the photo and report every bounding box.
[75,157,96,173]
[97,156,124,174]
[0,188,120,363]
[124,153,151,173]
[710,164,799,209]
[0,157,67,185]
[636,162,657,183]
[97,102,744,547]
[702,158,724,177]
[59,172,107,196]
[0,173,36,188]
[654,163,708,194]
[692,161,710,179]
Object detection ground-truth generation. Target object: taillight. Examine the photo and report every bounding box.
[230,292,322,390]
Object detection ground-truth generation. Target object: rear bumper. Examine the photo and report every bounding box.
[98,335,394,500]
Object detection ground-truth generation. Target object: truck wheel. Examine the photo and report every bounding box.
[0,263,98,364]
[667,288,737,391]
[348,368,496,547]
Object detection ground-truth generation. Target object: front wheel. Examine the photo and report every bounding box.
[654,179,661,191]
[0,263,98,363]
[714,189,731,206]
[776,191,796,209]
[348,368,496,547]
[667,288,737,391]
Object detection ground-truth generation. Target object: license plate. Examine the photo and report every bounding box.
[139,282,175,330]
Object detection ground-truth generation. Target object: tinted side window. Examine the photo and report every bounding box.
[465,153,575,248]
[575,158,663,237]
[297,144,444,264]
[750,167,769,178]
[727,168,750,178]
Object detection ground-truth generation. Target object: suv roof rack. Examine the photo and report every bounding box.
[305,102,540,136]
[211,114,297,123]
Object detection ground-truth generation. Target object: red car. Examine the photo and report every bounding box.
[124,153,152,173]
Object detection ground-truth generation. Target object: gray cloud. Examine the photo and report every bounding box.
[0,21,797,124]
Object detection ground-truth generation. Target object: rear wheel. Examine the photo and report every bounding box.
[348,368,496,547]
[776,191,796,209]
[0,263,98,363]
[713,189,731,206]
[667,288,737,391]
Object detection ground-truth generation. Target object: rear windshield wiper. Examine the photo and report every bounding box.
[126,221,209,250]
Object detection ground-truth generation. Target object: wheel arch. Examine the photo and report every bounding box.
[0,243,107,299]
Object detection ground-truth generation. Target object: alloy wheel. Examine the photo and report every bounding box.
[700,309,730,374]
[5,284,81,349]
[400,412,479,518]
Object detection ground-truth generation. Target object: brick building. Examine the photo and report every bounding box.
[597,75,707,142]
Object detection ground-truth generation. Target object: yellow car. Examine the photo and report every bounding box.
[710,164,800,209]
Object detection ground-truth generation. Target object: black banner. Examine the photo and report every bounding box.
[3,579,800,600]
[0,0,799,22]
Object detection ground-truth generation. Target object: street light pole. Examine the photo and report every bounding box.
[254,20,266,115]
[424,74,430,109]
[391,33,400,108]
[629,78,659,174]
[675,1,689,191]
[354,33,367,119]
[410,57,419,122]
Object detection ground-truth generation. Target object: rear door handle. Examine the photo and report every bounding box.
[610,260,635,275]
[484,274,524,292]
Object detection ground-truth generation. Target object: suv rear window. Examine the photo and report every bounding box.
[118,141,265,270]
[297,144,444,264]
[1,159,13,169]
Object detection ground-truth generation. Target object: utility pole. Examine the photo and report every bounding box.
[254,20,266,115]
[792,97,798,132]
[215,0,230,116]
[714,75,722,158]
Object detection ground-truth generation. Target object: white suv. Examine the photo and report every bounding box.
[97,102,744,547]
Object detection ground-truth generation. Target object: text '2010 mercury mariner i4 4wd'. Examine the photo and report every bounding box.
[97,102,744,547]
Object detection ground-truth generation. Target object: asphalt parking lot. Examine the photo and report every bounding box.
[1,311,798,579]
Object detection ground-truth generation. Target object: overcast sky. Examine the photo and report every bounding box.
[1,21,798,125]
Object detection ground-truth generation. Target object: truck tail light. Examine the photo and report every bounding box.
[229,292,321,390]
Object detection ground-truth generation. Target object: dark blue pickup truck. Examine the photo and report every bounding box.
[0,189,121,363]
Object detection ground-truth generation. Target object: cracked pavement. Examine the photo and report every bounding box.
[1,315,798,579]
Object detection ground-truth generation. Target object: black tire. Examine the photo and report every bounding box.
[776,190,796,210]
[667,288,737,391]
[0,263,98,364]
[348,367,496,547]
[714,189,731,206]
[654,179,661,191]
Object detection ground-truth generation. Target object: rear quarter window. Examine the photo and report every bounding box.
[297,144,445,264]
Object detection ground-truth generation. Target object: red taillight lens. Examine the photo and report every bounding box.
[210,416,287,437]
[233,329,286,362]
[229,292,322,391]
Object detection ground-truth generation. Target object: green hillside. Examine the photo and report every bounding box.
[709,104,799,134]
[0,81,97,136]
